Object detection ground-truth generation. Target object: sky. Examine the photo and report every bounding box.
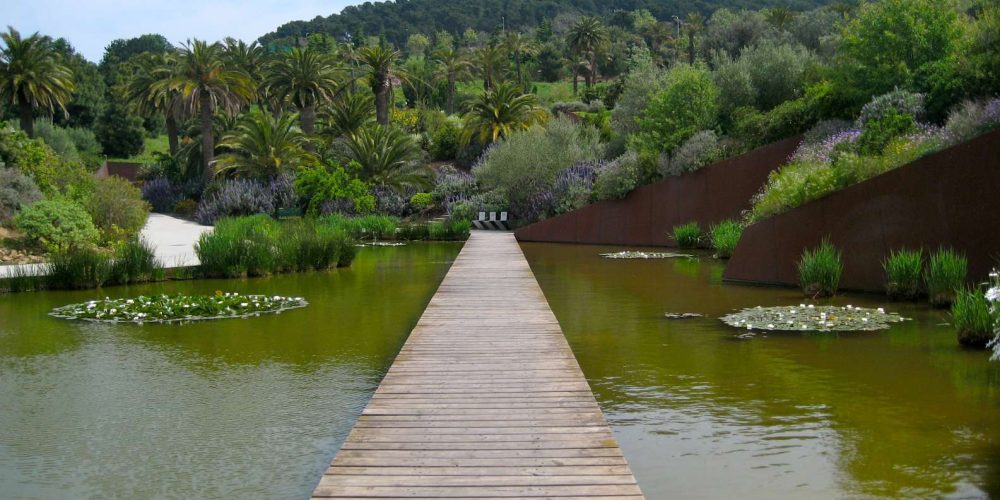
[4,0,360,62]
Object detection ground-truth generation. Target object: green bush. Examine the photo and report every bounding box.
[15,199,100,251]
[87,176,151,242]
[430,121,460,160]
[0,167,43,224]
[882,248,925,301]
[798,239,843,297]
[856,109,917,155]
[110,237,162,285]
[47,247,112,290]
[593,153,642,201]
[429,218,471,241]
[294,161,375,215]
[672,222,702,249]
[709,220,742,259]
[0,126,94,198]
[279,220,345,272]
[355,215,399,240]
[631,64,719,155]
[952,288,996,348]
[410,192,433,210]
[397,223,430,241]
[196,215,282,278]
[926,248,967,307]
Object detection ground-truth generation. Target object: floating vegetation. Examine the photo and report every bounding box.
[664,312,704,319]
[50,292,307,324]
[600,251,694,260]
[720,304,908,332]
[356,242,407,248]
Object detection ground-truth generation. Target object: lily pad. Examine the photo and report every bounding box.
[664,312,704,319]
[600,251,693,260]
[720,304,908,332]
[50,292,308,324]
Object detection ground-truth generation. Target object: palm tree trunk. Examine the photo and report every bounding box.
[589,53,598,87]
[375,83,390,125]
[17,95,33,138]
[688,32,695,64]
[572,68,578,95]
[447,76,456,115]
[200,93,215,183]
[301,105,316,135]
[165,112,179,157]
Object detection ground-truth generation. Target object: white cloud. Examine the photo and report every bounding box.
[5,0,358,61]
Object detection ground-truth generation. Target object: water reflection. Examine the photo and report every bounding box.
[522,242,1000,499]
[0,243,461,498]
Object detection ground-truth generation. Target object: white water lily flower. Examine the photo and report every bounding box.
[126,300,134,305]
[240,303,248,307]
[986,287,1000,303]
[767,324,775,329]
[877,308,885,314]
[808,304,815,309]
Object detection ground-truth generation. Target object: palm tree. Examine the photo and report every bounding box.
[266,47,342,136]
[0,27,75,137]
[345,125,429,190]
[320,92,375,138]
[160,39,253,182]
[356,44,404,126]
[504,32,538,88]
[123,52,182,155]
[461,82,547,145]
[566,17,609,90]
[684,13,705,65]
[215,109,312,179]
[431,46,472,114]
[765,7,797,31]
[223,38,266,105]
[474,43,509,91]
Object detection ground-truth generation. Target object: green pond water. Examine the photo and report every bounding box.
[0,243,462,499]
[521,242,1000,499]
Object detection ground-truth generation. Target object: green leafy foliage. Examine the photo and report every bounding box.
[47,246,111,289]
[0,166,43,223]
[672,222,702,249]
[428,218,471,241]
[798,239,843,297]
[0,126,93,198]
[409,192,433,209]
[631,64,719,155]
[86,176,151,242]
[925,248,967,307]
[294,161,375,215]
[951,288,996,347]
[882,248,925,301]
[95,100,145,158]
[709,219,742,259]
[15,198,99,251]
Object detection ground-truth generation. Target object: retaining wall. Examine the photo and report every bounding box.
[514,135,802,247]
[724,128,1000,292]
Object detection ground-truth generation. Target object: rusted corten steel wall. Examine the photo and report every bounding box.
[513,135,802,247]
[724,128,1000,292]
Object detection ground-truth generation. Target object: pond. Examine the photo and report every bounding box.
[521,242,1000,499]
[0,243,462,499]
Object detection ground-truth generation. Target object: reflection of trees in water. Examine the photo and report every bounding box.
[521,241,1000,498]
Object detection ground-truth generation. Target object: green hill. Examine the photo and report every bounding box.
[259,0,845,47]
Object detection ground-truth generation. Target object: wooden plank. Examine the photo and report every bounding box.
[311,232,642,499]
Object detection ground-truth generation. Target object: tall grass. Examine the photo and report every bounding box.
[397,223,430,241]
[428,219,471,241]
[0,265,44,293]
[197,215,357,278]
[672,222,701,249]
[47,247,112,290]
[709,219,742,259]
[110,238,163,285]
[323,214,399,240]
[798,239,843,297]
[926,248,968,307]
[952,288,996,347]
[882,248,924,301]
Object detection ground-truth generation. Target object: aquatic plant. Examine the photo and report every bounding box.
[709,219,742,259]
[925,248,967,307]
[798,239,842,297]
[428,218,471,241]
[46,247,112,289]
[672,222,702,249]
[882,248,924,300]
[110,237,163,285]
[721,304,907,332]
[600,251,693,259]
[50,292,307,324]
[951,287,996,348]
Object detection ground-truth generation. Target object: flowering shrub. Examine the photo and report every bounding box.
[50,292,307,324]
[550,163,598,215]
[195,178,275,225]
[432,166,477,205]
[593,153,641,201]
[141,177,180,213]
[373,185,415,217]
[943,98,1000,145]
[0,167,43,223]
[659,130,721,177]
[857,89,926,128]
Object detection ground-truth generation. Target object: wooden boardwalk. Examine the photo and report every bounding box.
[312,231,643,499]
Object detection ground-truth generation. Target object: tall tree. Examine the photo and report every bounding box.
[223,38,267,105]
[266,46,342,136]
[345,125,428,191]
[461,82,546,145]
[160,40,252,182]
[684,13,706,65]
[566,17,609,90]
[0,27,75,137]
[474,42,508,91]
[504,32,538,88]
[356,44,404,125]
[432,46,472,114]
[123,52,182,155]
